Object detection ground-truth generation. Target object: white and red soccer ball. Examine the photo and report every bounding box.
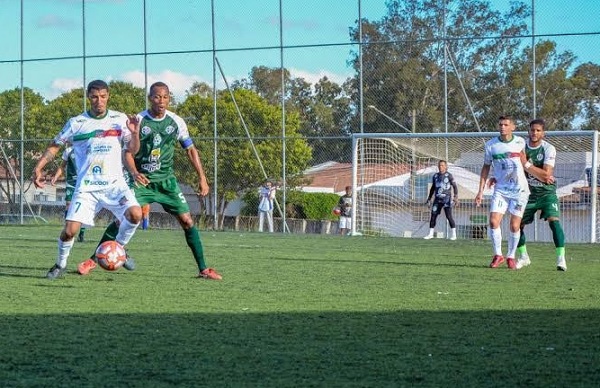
[95,241,127,271]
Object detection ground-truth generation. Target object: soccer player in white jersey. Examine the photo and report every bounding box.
[475,115,537,270]
[33,80,143,280]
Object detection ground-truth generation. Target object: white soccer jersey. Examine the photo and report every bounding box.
[484,135,530,197]
[53,109,131,193]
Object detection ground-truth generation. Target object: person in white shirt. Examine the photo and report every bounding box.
[258,180,276,233]
[33,80,143,280]
[475,115,534,270]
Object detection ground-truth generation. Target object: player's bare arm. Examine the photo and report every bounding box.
[51,161,65,185]
[186,146,209,196]
[475,164,490,206]
[123,151,149,187]
[33,144,60,188]
[125,114,141,155]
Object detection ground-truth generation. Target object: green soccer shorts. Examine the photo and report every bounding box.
[521,193,560,225]
[133,176,190,215]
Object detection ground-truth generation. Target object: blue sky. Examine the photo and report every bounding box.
[1,0,598,101]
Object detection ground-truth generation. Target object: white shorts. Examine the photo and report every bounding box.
[66,184,139,227]
[489,190,529,218]
[339,216,352,229]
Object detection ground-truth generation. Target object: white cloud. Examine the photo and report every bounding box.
[45,68,353,101]
[121,70,205,102]
[288,67,351,87]
[48,78,83,99]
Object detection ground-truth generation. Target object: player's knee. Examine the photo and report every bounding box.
[126,206,143,224]
[178,214,194,229]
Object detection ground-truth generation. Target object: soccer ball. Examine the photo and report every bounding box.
[95,241,127,271]
[332,207,341,216]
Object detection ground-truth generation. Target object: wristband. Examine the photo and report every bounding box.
[524,161,532,169]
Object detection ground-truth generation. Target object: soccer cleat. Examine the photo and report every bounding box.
[423,234,434,240]
[46,264,66,280]
[77,232,85,243]
[449,234,457,241]
[506,258,517,270]
[123,252,136,271]
[516,255,531,269]
[77,258,97,275]
[556,256,567,272]
[198,268,222,280]
[489,255,505,268]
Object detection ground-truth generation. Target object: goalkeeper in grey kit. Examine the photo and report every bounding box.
[424,160,458,240]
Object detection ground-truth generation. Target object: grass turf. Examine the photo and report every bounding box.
[1,225,599,387]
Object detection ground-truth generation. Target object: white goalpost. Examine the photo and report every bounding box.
[351,131,599,243]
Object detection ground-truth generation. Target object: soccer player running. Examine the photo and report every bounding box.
[51,145,86,242]
[475,115,534,270]
[515,119,566,271]
[424,160,459,240]
[78,81,222,280]
[33,80,142,280]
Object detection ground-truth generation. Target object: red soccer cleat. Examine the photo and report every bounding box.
[506,258,517,270]
[489,255,505,268]
[198,268,222,280]
[78,258,97,275]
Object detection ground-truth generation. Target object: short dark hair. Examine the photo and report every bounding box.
[529,118,546,129]
[86,80,109,94]
[498,115,515,123]
[149,81,169,96]
[345,185,352,191]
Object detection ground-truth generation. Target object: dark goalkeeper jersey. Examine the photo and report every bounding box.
[135,109,194,182]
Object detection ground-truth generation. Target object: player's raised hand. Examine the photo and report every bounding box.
[126,114,140,134]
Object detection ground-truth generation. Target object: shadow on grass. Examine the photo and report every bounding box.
[1,310,598,387]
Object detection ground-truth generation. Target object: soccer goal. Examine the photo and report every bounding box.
[351,131,599,243]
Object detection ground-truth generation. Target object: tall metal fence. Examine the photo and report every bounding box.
[1,0,599,232]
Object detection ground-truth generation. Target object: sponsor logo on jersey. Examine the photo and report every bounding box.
[150,148,161,162]
[83,179,109,186]
[141,126,152,135]
[91,164,102,174]
[536,153,543,161]
[141,161,161,172]
[166,125,175,135]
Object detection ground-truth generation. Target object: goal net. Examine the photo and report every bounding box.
[351,131,599,243]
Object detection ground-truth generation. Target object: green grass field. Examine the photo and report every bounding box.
[1,225,599,387]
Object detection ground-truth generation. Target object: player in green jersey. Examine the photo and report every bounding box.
[516,119,567,271]
[52,146,85,242]
[79,81,222,280]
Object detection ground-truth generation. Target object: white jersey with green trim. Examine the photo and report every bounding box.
[483,135,530,197]
[53,110,131,193]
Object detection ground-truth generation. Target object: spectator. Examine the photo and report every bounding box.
[338,186,353,235]
[258,180,277,233]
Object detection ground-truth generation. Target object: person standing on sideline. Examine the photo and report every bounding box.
[516,119,566,270]
[424,160,459,240]
[338,186,353,235]
[79,81,222,280]
[475,115,534,270]
[33,79,142,280]
[51,145,86,242]
[258,180,276,233]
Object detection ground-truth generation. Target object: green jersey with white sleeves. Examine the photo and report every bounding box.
[136,109,194,182]
[525,139,557,198]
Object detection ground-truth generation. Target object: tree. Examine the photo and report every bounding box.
[572,62,600,130]
[176,88,312,228]
[0,87,47,207]
[350,0,535,133]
